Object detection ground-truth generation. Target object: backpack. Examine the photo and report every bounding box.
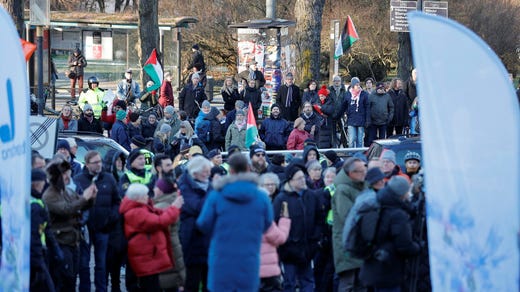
[345,205,385,259]
[196,119,211,143]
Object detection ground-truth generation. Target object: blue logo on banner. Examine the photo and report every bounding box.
[0,79,15,143]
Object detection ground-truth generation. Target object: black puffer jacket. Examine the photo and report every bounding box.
[273,184,323,264]
[359,187,421,288]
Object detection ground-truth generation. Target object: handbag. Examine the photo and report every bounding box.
[66,69,76,79]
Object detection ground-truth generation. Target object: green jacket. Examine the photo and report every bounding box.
[331,169,368,273]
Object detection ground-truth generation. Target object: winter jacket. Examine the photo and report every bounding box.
[154,193,186,289]
[119,197,179,277]
[388,89,409,128]
[77,116,103,134]
[221,87,241,112]
[242,86,262,119]
[328,85,348,119]
[300,111,322,138]
[117,79,141,102]
[277,84,301,122]
[338,89,370,127]
[139,88,159,112]
[141,120,158,139]
[67,51,87,77]
[273,183,322,265]
[111,120,131,151]
[102,150,126,182]
[159,81,174,108]
[57,116,78,132]
[260,218,291,278]
[342,188,378,250]
[368,91,394,126]
[154,116,182,144]
[178,171,211,266]
[197,173,273,292]
[73,169,121,233]
[42,185,92,247]
[360,187,421,288]
[315,95,335,148]
[187,50,205,72]
[287,128,311,150]
[259,115,292,150]
[225,122,247,151]
[402,78,417,109]
[332,169,368,274]
[179,83,207,119]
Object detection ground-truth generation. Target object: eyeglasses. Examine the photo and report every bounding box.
[254,153,265,157]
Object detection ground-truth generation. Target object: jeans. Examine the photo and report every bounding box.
[79,230,109,292]
[347,126,365,148]
[282,261,314,292]
[367,125,387,146]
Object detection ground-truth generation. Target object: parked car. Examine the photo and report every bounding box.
[58,131,129,164]
[365,135,422,170]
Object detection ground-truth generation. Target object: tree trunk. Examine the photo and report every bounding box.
[0,0,24,37]
[294,0,325,85]
[138,0,159,87]
[397,32,413,82]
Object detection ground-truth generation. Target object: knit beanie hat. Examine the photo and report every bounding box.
[202,100,211,109]
[249,144,266,158]
[83,103,93,112]
[189,145,203,156]
[404,151,421,163]
[127,149,144,165]
[350,77,360,87]
[129,112,140,123]
[365,168,385,185]
[164,105,175,115]
[271,104,281,111]
[387,176,410,196]
[206,149,221,159]
[284,159,307,182]
[318,85,329,97]
[380,150,396,165]
[56,139,70,153]
[160,123,172,134]
[324,150,338,163]
[131,135,147,148]
[227,144,241,156]
[191,73,200,80]
[116,110,127,121]
[155,178,175,194]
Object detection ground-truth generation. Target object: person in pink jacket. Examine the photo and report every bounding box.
[287,117,312,150]
[260,201,291,291]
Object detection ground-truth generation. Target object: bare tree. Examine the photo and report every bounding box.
[294,0,325,84]
[138,0,159,87]
[0,0,24,36]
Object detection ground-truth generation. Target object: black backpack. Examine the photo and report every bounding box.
[345,205,385,259]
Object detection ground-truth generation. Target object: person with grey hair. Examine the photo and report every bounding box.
[259,172,281,202]
[306,160,324,190]
[179,70,207,120]
[119,183,183,291]
[177,155,213,292]
[332,157,369,291]
[329,75,348,147]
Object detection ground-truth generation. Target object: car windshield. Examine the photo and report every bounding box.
[74,138,127,165]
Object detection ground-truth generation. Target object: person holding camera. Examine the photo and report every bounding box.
[67,48,87,103]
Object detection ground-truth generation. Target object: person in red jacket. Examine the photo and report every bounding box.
[287,117,312,150]
[159,72,174,108]
[119,183,184,290]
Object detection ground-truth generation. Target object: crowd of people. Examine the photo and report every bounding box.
[16,133,430,291]
[4,46,440,291]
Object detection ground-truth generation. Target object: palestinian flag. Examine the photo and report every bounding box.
[334,15,359,59]
[143,48,163,91]
[245,102,259,148]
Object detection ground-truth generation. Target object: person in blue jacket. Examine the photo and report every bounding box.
[197,153,273,291]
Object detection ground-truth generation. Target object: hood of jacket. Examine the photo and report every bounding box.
[211,172,261,203]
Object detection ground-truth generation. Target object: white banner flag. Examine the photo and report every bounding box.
[409,12,519,291]
[0,7,31,291]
